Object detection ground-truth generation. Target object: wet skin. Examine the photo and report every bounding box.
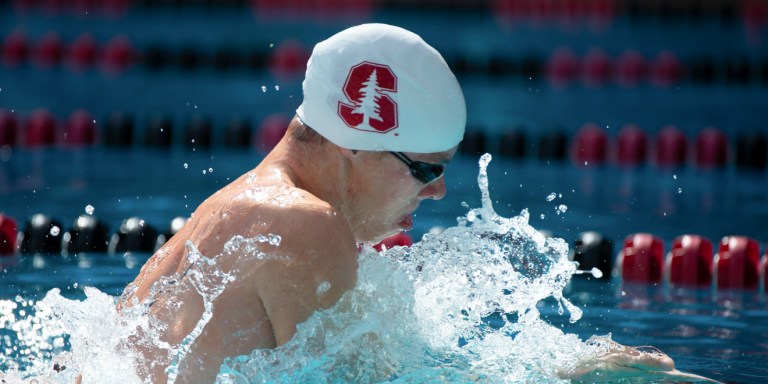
[118,116,455,383]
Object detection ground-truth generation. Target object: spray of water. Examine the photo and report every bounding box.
[3,154,614,383]
[215,154,594,382]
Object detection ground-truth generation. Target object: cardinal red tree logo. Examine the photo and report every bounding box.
[338,61,398,133]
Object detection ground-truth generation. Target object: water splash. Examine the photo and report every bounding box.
[3,154,630,383]
[165,242,235,383]
[217,153,589,382]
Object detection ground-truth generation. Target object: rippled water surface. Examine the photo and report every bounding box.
[1,155,766,383]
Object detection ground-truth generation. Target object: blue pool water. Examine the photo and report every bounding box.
[1,148,766,248]
[2,2,768,382]
[1,149,767,383]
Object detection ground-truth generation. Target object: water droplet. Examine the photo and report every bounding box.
[73,283,78,289]
[85,204,95,215]
[590,267,603,278]
[316,281,331,295]
[202,170,207,175]
[268,234,282,246]
[208,167,213,173]
[555,204,568,215]
[183,163,188,169]
[49,226,60,236]
[621,290,627,296]
[677,187,683,194]
[269,43,274,48]
[540,214,545,219]
[261,86,267,93]
[673,174,677,180]
[274,85,280,91]
[546,193,557,202]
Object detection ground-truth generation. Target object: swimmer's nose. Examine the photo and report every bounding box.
[418,177,447,201]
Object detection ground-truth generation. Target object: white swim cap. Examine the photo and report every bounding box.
[296,23,466,153]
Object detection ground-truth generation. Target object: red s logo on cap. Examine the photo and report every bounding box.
[338,61,398,133]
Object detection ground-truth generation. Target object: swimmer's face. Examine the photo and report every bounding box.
[346,146,457,243]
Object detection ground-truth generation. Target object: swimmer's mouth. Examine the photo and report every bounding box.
[398,213,413,230]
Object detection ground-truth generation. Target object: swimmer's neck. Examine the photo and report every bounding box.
[257,117,354,226]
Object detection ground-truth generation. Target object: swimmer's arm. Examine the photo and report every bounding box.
[255,208,359,346]
[559,338,721,383]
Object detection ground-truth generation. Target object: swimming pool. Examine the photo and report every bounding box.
[2,1,768,382]
[1,148,766,252]
[1,149,767,382]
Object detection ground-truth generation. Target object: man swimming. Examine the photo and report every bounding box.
[119,23,462,383]
[118,23,703,383]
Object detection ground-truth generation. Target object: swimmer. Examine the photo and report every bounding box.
[118,24,710,383]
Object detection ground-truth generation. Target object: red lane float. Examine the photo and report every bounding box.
[666,235,713,287]
[571,123,607,166]
[67,33,99,73]
[33,32,65,69]
[714,236,760,290]
[100,35,137,75]
[743,0,768,33]
[616,124,648,167]
[655,125,688,168]
[267,39,308,79]
[38,0,65,15]
[2,29,29,68]
[492,0,527,26]
[546,47,579,88]
[580,48,612,87]
[24,109,58,147]
[615,49,647,87]
[255,114,289,151]
[103,0,132,17]
[64,109,97,145]
[586,0,616,26]
[695,127,728,169]
[0,110,18,147]
[0,215,17,256]
[650,50,683,87]
[554,0,578,22]
[12,0,36,12]
[619,233,664,283]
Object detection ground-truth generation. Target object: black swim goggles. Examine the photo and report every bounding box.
[389,152,445,184]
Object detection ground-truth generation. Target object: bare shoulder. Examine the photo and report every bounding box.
[215,182,359,286]
[215,186,359,345]
[217,183,355,250]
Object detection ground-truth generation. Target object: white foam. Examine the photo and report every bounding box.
[3,154,612,383]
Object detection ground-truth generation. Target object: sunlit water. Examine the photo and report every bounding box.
[3,154,694,383]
